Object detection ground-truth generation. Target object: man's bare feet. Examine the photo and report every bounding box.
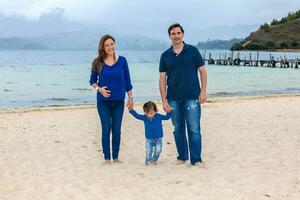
[175,160,186,165]
[194,162,206,168]
[102,160,111,165]
[113,159,122,164]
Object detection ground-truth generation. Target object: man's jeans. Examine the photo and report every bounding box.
[97,100,124,160]
[168,99,202,164]
[145,138,162,164]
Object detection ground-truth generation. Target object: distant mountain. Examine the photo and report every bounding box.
[0,11,264,50]
[0,11,168,50]
[0,37,47,49]
[0,13,260,45]
[190,24,259,43]
[0,30,168,50]
[196,38,243,49]
[231,10,300,51]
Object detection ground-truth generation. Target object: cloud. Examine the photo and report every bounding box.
[0,0,299,25]
[0,0,111,21]
[0,0,299,40]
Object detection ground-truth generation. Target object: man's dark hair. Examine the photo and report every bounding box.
[168,23,184,35]
[143,101,158,113]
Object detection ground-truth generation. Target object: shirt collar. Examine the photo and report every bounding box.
[146,114,157,121]
[168,42,189,55]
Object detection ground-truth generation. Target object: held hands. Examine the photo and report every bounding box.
[97,86,111,98]
[127,98,134,111]
[162,101,172,113]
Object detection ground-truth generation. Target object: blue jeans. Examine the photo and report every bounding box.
[97,100,124,160]
[168,99,202,164]
[145,138,162,164]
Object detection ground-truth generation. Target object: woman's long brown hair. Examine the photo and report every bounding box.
[92,34,116,73]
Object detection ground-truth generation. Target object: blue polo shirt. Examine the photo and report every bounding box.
[129,109,171,139]
[159,43,205,100]
[89,56,133,101]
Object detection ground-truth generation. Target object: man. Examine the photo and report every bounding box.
[159,23,207,167]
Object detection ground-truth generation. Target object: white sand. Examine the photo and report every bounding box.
[0,95,299,200]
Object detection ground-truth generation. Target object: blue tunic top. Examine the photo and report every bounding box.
[89,56,133,101]
[129,109,171,139]
[159,43,205,100]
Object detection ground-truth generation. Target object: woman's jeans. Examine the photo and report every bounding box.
[168,99,202,164]
[145,137,162,164]
[97,100,124,160]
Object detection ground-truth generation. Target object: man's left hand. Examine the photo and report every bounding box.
[198,92,206,104]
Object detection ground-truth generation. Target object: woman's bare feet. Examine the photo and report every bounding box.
[152,161,158,165]
[175,160,186,165]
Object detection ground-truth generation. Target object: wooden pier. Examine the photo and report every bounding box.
[203,51,299,69]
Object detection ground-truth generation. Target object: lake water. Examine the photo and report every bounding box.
[0,49,300,109]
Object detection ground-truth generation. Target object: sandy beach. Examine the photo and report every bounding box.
[0,94,299,200]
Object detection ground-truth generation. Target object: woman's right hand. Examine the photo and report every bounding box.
[98,86,111,98]
[127,98,134,110]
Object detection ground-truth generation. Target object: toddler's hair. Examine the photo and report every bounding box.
[143,101,157,113]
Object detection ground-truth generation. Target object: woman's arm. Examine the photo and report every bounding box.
[123,57,134,109]
[89,70,111,98]
[127,90,134,110]
[123,58,133,92]
[89,70,98,86]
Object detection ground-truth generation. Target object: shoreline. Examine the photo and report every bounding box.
[1,93,300,114]
[229,49,300,53]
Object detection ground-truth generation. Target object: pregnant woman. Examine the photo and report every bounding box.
[89,34,133,165]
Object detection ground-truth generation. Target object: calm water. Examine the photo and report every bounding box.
[0,49,300,109]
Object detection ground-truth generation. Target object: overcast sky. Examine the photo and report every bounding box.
[0,0,300,41]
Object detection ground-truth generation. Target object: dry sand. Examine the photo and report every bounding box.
[0,95,299,200]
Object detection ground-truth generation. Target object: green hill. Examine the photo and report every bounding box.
[196,38,243,49]
[231,10,300,51]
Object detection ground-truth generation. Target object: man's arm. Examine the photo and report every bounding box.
[198,65,207,104]
[159,72,171,112]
